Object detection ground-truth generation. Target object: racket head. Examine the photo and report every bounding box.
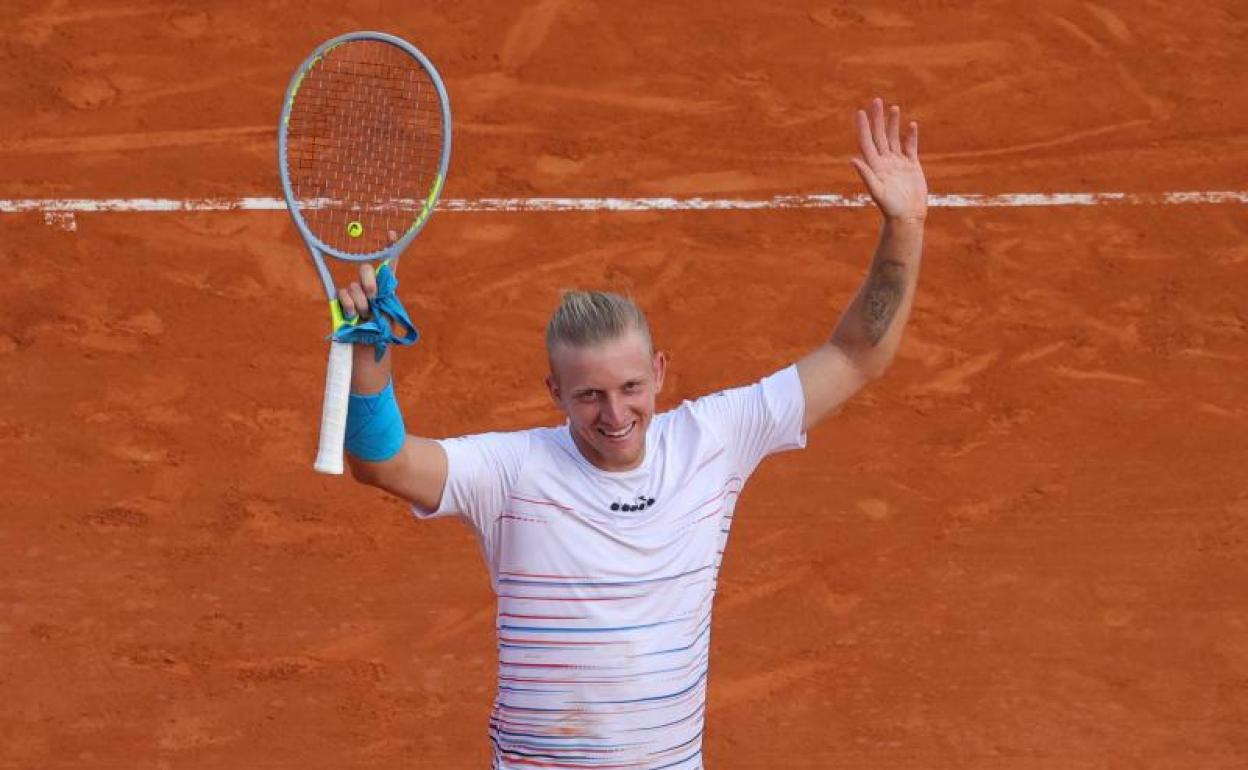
[278,31,452,266]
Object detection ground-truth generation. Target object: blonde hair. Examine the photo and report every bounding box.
[545,291,653,356]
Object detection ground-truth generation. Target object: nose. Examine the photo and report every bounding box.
[601,392,628,426]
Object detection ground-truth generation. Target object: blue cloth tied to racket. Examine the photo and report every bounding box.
[331,265,419,361]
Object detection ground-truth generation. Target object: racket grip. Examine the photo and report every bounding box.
[313,340,354,475]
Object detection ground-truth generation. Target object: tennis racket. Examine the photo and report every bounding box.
[277,31,452,475]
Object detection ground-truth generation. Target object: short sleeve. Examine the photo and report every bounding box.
[686,364,807,476]
[411,429,531,537]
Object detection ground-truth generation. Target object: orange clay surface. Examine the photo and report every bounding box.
[2,2,1247,768]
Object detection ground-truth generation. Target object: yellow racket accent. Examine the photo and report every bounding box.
[283,55,322,126]
[427,174,444,208]
[406,174,445,237]
[329,298,360,332]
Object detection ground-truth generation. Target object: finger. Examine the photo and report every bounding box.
[886,105,902,154]
[904,120,920,161]
[337,287,358,321]
[855,109,881,163]
[849,157,883,198]
[347,281,372,320]
[870,98,889,157]
[360,262,378,299]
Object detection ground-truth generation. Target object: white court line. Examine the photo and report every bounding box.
[0,191,1246,214]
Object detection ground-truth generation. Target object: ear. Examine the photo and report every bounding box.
[544,372,564,411]
[652,350,668,393]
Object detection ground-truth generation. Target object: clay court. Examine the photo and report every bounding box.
[2,1,1246,768]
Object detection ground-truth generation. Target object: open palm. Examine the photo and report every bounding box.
[851,98,928,223]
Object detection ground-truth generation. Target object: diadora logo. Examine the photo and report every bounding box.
[610,495,656,512]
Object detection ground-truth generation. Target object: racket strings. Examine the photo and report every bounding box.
[286,40,444,254]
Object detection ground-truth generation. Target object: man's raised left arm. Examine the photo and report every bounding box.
[797,97,928,431]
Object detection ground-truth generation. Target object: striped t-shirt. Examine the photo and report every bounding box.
[415,365,806,769]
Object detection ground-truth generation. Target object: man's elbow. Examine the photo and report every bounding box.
[828,332,898,384]
[840,345,897,383]
[855,354,896,382]
[346,454,388,488]
[345,447,439,511]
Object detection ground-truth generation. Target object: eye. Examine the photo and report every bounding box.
[576,390,599,402]
[622,381,640,393]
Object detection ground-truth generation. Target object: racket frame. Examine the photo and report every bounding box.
[277,30,452,475]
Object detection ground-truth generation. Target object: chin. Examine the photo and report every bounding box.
[591,436,644,470]
[609,446,643,466]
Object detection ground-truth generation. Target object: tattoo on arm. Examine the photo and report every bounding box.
[861,260,906,346]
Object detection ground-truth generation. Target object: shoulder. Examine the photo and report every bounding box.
[672,365,807,464]
[437,426,538,476]
[439,426,535,453]
[655,391,727,450]
[682,365,802,423]
[440,423,603,476]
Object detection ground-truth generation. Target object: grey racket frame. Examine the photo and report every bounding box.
[277,30,452,474]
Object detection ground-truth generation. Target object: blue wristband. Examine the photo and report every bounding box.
[345,378,406,462]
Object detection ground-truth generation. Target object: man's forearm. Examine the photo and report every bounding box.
[829,218,925,379]
[344,344,415,490]
[351,343,392,394]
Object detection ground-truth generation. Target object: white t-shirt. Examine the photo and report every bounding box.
[414,365,807,770]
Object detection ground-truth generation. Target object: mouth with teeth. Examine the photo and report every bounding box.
[596,422,636,441]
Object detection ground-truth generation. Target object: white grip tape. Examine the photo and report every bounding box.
[313,340,354,474]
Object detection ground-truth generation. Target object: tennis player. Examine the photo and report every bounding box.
[337,98,927,769]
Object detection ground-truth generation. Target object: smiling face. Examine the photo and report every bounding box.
[545,327,667,472]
